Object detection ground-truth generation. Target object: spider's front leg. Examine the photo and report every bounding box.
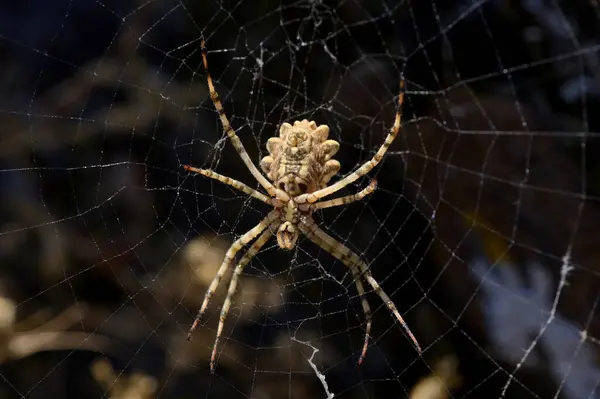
[209,220,278,372]
[298,217,372,364]
[299,216,422,364]
[187,210,280,340]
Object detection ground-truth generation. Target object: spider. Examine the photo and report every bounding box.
[184,40,422,373]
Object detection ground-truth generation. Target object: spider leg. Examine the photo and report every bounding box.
[297,81,405,204]
[183,165,272,205]
[201,41,289,202]
[299,217,422,364]
[299,218,372,365]
[187,210,280,340]
[210,221,276,373]
[312,179,377,210]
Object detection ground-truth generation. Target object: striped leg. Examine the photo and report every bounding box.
[300,217,421,364]
[201,41,289,202]
[183,165,272,205]
[313,179,377,210]
[297,81,405,204]
[299,219,372,365]
[187,210,280,340]
[210,222,276,372]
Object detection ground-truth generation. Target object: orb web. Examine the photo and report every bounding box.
[0,0,599,398]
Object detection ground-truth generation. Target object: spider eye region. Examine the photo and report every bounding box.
[276,221,298,250]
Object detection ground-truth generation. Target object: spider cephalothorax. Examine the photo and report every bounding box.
[260,119,341,196]
[183,40,421,373]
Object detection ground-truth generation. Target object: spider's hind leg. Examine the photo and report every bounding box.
[296,80,405,205]
[312,179,377,210]
[200,40,288,201]
[183,165,272,204]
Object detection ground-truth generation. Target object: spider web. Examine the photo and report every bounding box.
[1,0,599,398]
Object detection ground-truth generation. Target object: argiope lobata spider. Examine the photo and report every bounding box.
[184,40,422,373]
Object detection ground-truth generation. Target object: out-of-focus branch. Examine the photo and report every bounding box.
[0,301,115,363]
[91,358,157,399]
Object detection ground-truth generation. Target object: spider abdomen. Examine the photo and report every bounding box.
[260,119,341,195]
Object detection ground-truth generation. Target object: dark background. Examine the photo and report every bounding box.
[0,0,599,398]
